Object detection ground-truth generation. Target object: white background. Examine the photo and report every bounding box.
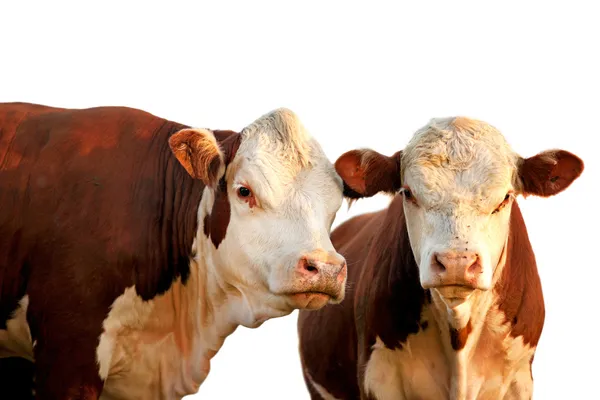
[1,1,598,398]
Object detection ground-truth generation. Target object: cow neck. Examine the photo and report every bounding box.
[427,264,504,398]
[180,187,291,386]
[425,201,542,398]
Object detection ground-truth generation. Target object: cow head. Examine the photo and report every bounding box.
[168,109,346,319]
[336,117,583,306]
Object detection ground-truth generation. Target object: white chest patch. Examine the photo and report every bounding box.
[0,295,34,361]
[363,306,535,400]
[97,283,211,400]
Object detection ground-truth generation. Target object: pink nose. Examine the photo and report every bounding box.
[297,252,347,282]
[432,251,481,286]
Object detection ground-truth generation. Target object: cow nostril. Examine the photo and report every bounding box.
[434,255,446,272]
[467,259,482,275]
[301,258,320,275]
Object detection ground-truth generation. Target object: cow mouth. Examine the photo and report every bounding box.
[434,284,475,302]
[284,290,342,310]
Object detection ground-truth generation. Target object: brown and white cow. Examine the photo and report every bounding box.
[0,102,348,399]
[298,117,583,400]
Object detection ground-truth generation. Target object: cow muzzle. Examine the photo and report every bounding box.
[422,250,487,296]
[283,250,347,310]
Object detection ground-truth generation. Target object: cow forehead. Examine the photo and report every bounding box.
[239,107,314,170]
[229,108,342,208]
[402,117,519,210]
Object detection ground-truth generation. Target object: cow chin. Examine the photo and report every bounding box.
[433,285,476,305]
[286,292,333,310]
[270,269,347,310]
[277,284,345,310]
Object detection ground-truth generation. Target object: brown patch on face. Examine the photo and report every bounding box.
[212,130,242,165]
[519,149,583,197]
[449,319,472,351]
[204,178,231,249]
[495,201,545,346]
[335,149,402,199]
[201,130,241,249]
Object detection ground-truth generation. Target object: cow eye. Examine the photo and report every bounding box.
[492,193,511,214]
[237,187,252,198]
[401,187,417,205]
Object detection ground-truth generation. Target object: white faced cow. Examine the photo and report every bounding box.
[298,116,583,400]
[0,103,347,399]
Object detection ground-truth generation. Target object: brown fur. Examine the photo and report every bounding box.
[201,130,241,249]
[518,150,583,197]
[0,102,240,398]
[335,150,402,198]
[450,320,472,351]
[495,203,545,346]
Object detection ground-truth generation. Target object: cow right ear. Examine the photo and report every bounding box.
[169,128,225,188]
[335,149,402,199]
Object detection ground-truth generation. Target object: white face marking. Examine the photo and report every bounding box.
[206,109,347,313]
[401,117,519,298]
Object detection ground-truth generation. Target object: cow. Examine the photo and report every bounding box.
[298,117,583,400]
[0,102,349,400]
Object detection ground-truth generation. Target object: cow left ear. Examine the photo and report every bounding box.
[169,128,225,188]
[518,149,584,197]
[335,149,402,199]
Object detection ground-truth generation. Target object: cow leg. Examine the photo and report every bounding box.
[32,320,105,400]
[0,357,35,400]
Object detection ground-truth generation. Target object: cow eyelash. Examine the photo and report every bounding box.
[401,187,417,205]
[492,193,512,214]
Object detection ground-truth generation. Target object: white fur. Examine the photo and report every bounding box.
[96,108,346,398]
[364,300,534,400]
[363,117,535,399]
[305,370,342,400]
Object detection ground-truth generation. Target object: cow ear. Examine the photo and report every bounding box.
[335,149,402,199]
[518,149,583,197]
[169,128,225,188]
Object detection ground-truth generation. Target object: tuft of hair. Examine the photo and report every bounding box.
[241,108,314,168]
[401,116,520,184]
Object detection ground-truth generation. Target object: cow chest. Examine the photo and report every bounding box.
[362,306,535,400]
